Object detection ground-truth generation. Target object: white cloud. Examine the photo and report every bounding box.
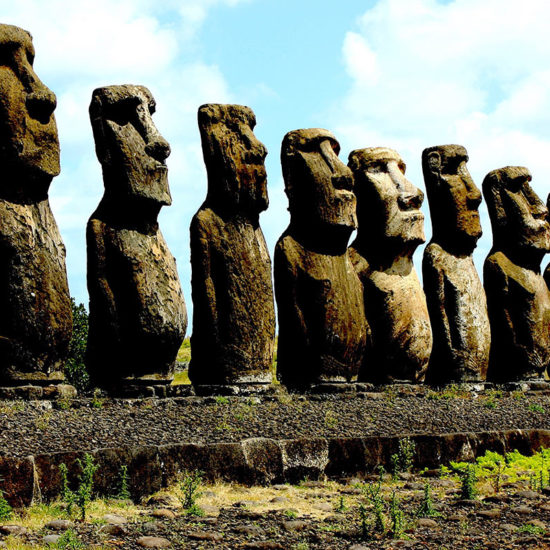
[0,0,249,308]
[333,0,550,269]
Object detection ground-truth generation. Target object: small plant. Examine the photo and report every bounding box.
[35,410,53,430]
[389,490,404,539]
[215,396,230,405]
[179,470,203,511]
[117,465,131,500]
[59,463,74,516]
[458,464,477,500]
[293,543,309,550]
[334,495,347,513]
[362,480,385,534]
[91,389,104,409]
[324,409,338,429]
[0,487,13,520]
[528,403,545,414]
[376,464,386,481]
[186,503,205,517]
[59,453,99,522]
[416,482,440,518]
[358,503,369,540]
[55,528,85,549]
[517,523,546,535]
[284,509,298,519]
[74,454,99,521]
[391,437,416,477]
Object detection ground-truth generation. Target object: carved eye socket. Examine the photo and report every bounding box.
[148,101,156,115]
[104,97,139,126]
[366,161,386,174]
[503,176,525,193]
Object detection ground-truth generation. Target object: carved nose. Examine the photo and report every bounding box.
[26,85,57,124]
[399,188,424,210]
[145,137,171,163]
[332,174,353,191]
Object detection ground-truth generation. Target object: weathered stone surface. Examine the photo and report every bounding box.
[86,85,187,388]
[422,145,490,383]
[483,166,550,381]
[0,24,72,385]
[93,446,162,500]
[275,129,368,389]
[189,104,275,385]
[280,438,329,482]
[0,455,36,507]
[348,147,430,383]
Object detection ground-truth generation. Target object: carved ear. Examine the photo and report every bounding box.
[427,151,441,178]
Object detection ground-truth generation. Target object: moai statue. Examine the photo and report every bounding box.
[483,166,550,381]
[87,85,187,389]
[348,147,431,383]
[422,145,490,383]
[0,24,72,385]
[189,104,275,386]
[275,129,368,390]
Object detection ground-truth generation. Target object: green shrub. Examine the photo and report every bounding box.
[117,465,131,501]
[59,453,99,522]
[0,488,13,521]
[416,482,440,518]
[179,470,204,512]
[64,299,90,394]
[391,437,416,477]
[55,529,85,549]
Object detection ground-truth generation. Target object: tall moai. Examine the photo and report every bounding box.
[189,104,275,386]
[87,85,187,390]
[483,167,550,381]
[0,24,72,385]
[348,147,431,383]
[275,129,368,390]
[422,145,490,383]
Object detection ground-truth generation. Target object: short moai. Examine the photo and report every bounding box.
[483,166,550,381]
[0,24,72,385]
[275,129,368,390]
[87,85,187,390]
[189,104,275,386]
[348,147,431,383]
[422,145,490,383]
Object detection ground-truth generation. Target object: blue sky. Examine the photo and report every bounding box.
[3,0,550,324]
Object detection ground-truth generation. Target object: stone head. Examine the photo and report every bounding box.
[422,145,482,254]
[348,147,424,250]
[198,103,268,215]
[282,128,356,235]
[483,166,550,261]
[89,85,171,207]
[0,24,59,200]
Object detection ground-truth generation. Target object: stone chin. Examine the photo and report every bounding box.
[525,221,550,253]
[330,191,357,230]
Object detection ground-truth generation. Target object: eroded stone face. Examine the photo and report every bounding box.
[189,104,275,385]
[349,147,424,255]
[0,25,60,202]
[89,85,171,209]
[483,166,550,381]
[86,85,187,388]
[348,147,430,383]
[275,129,368,390]
[282,128,356,245]
[198,103,268,216]
[422,145,490,383]
[0,24,72,384]
[423,145,482,255]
